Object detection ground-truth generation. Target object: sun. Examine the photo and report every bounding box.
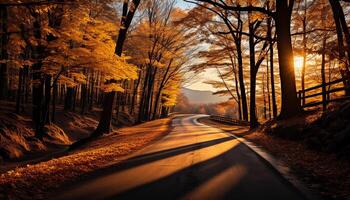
[294,56,304,71]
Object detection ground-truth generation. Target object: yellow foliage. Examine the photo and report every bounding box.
[100,83,125,93]
[162,77,182,107]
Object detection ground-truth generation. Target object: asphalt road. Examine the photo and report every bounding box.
[58,115,308,200]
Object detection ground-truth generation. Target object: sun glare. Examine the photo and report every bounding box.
[294,56,304,71]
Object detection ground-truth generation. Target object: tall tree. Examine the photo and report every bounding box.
[94,0,141,134]
[187,0,302,119]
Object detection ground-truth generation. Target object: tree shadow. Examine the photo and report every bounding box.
[56,136,236,195]
[111,142,305,200]
[58,134,305,200]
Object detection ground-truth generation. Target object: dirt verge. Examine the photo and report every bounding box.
[199,117,350,200]
[0,117,173,200]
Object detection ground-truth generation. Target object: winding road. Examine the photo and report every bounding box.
[58,115,309,200]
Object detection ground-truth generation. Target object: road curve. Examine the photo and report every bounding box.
[57,115,308,200]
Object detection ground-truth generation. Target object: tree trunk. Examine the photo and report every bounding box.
[222,11,248,121]
[263,73,267,119]
[331,0,350,67]
[81,82,87,114]
[267,15,278,118]
[329,0,350,95]
[275,0,301,118]
[16,68,24,113]
[115,92,121,126]
[229,54,242,120]
[138,65,151,123]
[235,13,248,121]
[321,36,327,111]
[95,0,140,135]
[236,43,248,121]
[266,57,271,119]
[131,70,142,115]
[72,86,77,112]
[301,0,307,106]
[52,82,57,122]
[88,71,94,111]
[43,75,51,124]
[153,86,163,120]
[249,21,259,128]
[152,60,172,120]
[64,87,74,110]
[0,6,8,100]
[321,7,328,111]
[24,66,30,104]
[144,66,157,121]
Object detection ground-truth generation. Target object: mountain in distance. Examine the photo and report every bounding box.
[181,87,229,104]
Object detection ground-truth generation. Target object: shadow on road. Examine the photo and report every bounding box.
[57,116,307,200]
[111,141,305,200]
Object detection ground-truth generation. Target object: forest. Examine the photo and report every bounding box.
[0,0,197,149]
[1,0,350,199]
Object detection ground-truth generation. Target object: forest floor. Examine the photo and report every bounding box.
[0,100,101,162]
[0,117,173,200]
[199,117,350,200]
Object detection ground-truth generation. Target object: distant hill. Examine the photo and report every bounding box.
[181,88,229,104]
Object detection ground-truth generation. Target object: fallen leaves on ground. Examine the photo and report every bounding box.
[0,118,172,200]
[199,117,350,200]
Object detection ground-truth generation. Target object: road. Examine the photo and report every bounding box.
[58,115,308,200]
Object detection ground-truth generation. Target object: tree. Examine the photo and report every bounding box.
[328,0,350,94]
[0,5,8,100]
[94,0,141,135]
[247,11,269,128]
[183,5,249,120]
[186,0,302,119]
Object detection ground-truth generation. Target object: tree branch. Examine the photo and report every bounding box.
[184,0,275,18]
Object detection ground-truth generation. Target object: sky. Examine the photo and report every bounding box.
[176,1,195,9]
[175,0,219,92]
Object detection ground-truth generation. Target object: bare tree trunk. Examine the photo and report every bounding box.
[266,57,271,119]
[0,6,8,100]
[72,86,77,112]
[263,73,267,119]
[43,75,51,124]
[235,12,248,121]
[275,0,301,118]
[222,11,248,121]
[32,13,45,138]
[267,11,278,118]
[249,21,258,128]
[301,0,307,106]
[64,87,74,110]
[330,0,350,67]
[321,7,327,111]
[232,56,242,120]
[329,0,350,95]
[24,66,30,105]
[321,36,327,111]
[52,82,57,122]
[16,68,24,113]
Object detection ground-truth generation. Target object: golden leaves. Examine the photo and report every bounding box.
[100,83,125,93]
[250,12,265,22]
